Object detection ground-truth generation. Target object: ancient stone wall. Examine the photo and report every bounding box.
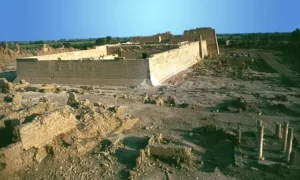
[107,46,120,55]
[15,40,206,86]
[120,51,142,59]
[19,45,107,61]
[183,27,219,55]
[149,42,200,86]
[154,32,172,41]
[15,59,150,86]
[202,40,208,56]
[170,35,200,43]
[18,108,77,150]
[200,40,208,59]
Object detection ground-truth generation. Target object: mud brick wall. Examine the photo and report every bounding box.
[17,108,77,150]
[184,28,219,55]
[130,36,161,43]
[107,46,120,55]
[170,35,201,43]
[16,59,150,86]
[155,33,172,41]
[121,51,160,59]
[148,42,200,86]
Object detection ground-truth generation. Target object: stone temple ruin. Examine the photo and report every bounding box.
[15,27,218,86]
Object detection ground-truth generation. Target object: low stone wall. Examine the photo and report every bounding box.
[18,45,108,61]
[121,51,142,59]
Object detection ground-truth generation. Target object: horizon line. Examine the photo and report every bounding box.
[0,31,295,43]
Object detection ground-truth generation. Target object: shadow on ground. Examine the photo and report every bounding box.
[113,136,149,179]
[0,71,16,82]
[174,125,236,173]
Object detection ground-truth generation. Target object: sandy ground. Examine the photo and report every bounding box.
[1,48,300,180]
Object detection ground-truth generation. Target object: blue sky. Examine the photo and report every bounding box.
[0,0,299,41]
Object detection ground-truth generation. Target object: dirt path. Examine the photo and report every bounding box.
[259,52,300,86]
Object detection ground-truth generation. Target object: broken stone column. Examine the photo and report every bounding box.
[257,125,264,160]
[256,120,262,149]
[275,123,282,139]
[285,128,294,162]
[282,121,289,153]
[155,96,164,106]
[238,128,242,144]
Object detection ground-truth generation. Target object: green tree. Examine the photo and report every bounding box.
[291,28,300,42]
[105,36,112,44]
[95,38,106,46]
[63,42,72,48]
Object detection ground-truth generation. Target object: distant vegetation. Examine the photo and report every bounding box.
[217,29,300,56]
[0,36,130,51]
[1,29,300,56]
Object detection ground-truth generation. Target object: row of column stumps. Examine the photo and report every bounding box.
[278,121,294,162]
[238,120,294,163]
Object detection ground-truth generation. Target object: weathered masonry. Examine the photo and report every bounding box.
[16,28,214,86]
[130,27,219,55]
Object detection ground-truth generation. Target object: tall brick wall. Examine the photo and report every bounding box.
[148,42,200,86]
[170,36,200,43]
[154,32,172,41]
[183,28,219,55]
[16,59,150,86]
